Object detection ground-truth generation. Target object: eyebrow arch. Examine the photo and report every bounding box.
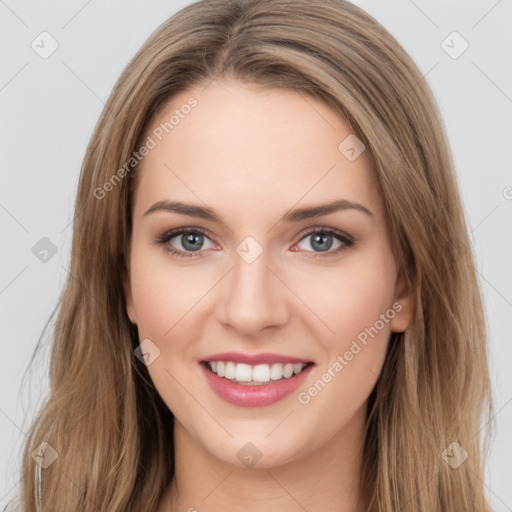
[143,199,373,223]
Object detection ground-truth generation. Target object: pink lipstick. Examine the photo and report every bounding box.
[199,352,314,407]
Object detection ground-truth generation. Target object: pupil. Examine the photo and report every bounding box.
[312,233,332,252]
[183,233,202,251]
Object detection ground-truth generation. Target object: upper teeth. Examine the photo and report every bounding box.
[207,361,307,383]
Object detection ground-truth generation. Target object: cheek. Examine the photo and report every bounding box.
[128,247,206,414]
[291,248,397,350]
[128,244,208,340]
[291,250,396,423]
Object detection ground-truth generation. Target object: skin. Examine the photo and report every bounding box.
[123,78,414,512]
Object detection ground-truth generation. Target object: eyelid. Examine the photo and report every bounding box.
[295,225,353,243]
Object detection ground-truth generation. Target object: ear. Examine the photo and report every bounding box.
[389,265,415,333]
[122,268,137,325]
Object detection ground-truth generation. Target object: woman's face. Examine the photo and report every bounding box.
[123,79,413,468]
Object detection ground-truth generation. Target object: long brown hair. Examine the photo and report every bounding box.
[12,0,494,510]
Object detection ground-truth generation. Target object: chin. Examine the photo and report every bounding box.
[199,432,309,470]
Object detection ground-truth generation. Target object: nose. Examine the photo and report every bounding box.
[215,245,290,339]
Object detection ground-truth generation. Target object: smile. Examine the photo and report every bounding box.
[199,352,315,407]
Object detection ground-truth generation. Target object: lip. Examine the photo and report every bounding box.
[200,351,313,365]
[199,361,315,407]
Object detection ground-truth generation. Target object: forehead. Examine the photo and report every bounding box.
[133,79,381,220]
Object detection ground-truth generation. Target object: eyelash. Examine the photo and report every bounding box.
[153,226,354,259]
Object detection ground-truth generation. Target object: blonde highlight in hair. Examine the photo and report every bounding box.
[13,0,493,510]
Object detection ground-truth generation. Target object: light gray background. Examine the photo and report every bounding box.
[1,0,511,509]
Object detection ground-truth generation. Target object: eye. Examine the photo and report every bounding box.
[153,228,216,258]
[293,228,354,258]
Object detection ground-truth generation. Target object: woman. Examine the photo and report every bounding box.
[12,0,494,510]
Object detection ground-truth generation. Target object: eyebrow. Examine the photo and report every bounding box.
[144,199,373,223]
